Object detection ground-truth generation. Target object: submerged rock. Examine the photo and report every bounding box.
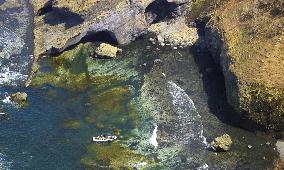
[95,43,121,58]
[63,119,82,129]
[10,92,28,104]
[210,134,232,152]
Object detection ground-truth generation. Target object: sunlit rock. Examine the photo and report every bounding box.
[10,92,28,104]
[210,134,232,152]
[95,43,121,58]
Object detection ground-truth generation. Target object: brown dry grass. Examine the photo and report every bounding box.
[209,0,284,129]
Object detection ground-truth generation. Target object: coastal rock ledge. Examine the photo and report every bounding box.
[204,0,284,131]
[30,0,191,57]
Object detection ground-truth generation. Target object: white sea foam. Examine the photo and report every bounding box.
[197,163,209,170]
[149,125,158,148]
[168,81,208,146]
[0,67,28,85]
[131,162,148,168]
[0,153,12,170]
[2,95,12,104]
[0,26,24,59]
[0,26,30,85]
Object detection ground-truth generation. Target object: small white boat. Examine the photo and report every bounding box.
[92,135,117,142]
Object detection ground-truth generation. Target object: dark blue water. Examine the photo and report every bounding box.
[0,86,86,169]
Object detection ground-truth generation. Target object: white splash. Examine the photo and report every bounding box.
[131,162,148,169]
[0,67,28,85]
[168,81,208,146]
[0,25,30,85]
[197,164,209,170]
[149,125,158,148]
[2,95,12,104]
[0,153,12,170]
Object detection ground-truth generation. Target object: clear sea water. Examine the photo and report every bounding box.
[0,0,280,169]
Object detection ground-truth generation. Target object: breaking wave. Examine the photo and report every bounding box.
[0,26,31,85]
[168,81,208,146]
[0,153,12,170]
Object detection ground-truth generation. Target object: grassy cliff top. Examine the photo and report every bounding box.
[211,0,284,88]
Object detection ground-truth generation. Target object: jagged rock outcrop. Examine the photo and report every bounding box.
[148,17,198,47]
[204,0,284,130]
[30,0,149,56]
[30,0,192,57]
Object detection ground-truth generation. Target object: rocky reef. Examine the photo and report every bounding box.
[202,0,284,130]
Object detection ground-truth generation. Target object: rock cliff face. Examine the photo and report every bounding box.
[204,0,284,130]
[30,0,191,57]
[30,0,148,56]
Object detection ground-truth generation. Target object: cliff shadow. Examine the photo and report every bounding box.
[43,7,84,29]
[80,30,119,45]
[145,0,180,24]
[190,18,266,132]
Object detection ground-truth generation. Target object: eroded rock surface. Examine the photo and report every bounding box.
[30,0,193,57]
[30,0,146,56]
[148,17,198,47]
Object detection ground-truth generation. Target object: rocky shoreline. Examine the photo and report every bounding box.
[27,0,284,132]
[203,0,284,131]
[18,0,284,168]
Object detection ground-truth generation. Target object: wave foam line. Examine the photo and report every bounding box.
[168,81,208,146]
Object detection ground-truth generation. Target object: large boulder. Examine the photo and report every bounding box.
[210,134,232,152]
[95,43,121,58]
[10,92,28,104]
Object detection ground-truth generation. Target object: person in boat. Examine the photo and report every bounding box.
[93,133,117,142]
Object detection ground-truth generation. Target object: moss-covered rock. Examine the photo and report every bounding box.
[210,134,232,152]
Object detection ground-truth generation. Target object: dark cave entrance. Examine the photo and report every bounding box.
[145,0,180,24]
[80,30,119,45]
